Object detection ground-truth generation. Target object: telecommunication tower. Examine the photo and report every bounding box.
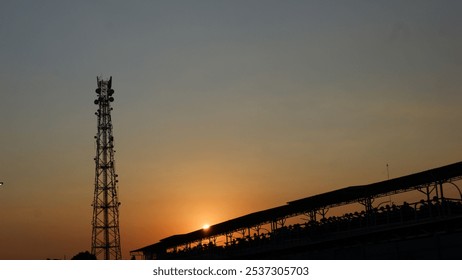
[91,76,122,260]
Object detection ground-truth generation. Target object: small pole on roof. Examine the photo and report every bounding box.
[386,163,390,180]
[386,163,392,205]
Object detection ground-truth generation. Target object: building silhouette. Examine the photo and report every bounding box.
[131,161,462,259]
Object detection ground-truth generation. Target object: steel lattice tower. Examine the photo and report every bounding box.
[91,76,122,260]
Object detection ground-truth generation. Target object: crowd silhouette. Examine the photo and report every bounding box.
[163,197,462,259]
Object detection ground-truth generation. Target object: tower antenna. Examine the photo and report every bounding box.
[91,75,122,260]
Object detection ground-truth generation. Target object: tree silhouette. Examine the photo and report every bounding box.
[71,251,97,260]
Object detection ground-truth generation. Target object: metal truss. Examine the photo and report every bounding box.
[91,76,122,260]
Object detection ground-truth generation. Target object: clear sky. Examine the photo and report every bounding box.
[1,0,462,259]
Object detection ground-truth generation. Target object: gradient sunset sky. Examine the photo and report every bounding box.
[1,0,462,259]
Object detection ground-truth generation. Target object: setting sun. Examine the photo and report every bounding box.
[202,224,210,230]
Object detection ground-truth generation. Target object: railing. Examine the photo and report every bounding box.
[161,197,462,259]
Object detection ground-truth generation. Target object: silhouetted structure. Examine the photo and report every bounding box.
[131,161,462,259]
[72,251,97,260]
[91,76,122,260]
